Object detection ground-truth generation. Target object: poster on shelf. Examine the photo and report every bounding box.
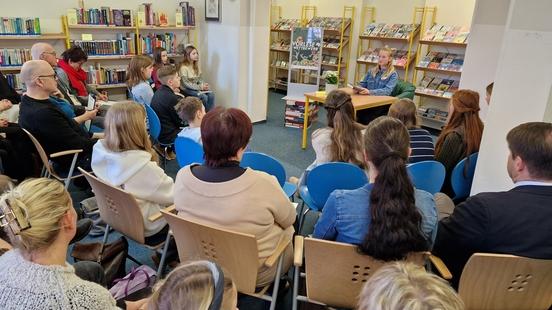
[289,27,323,70]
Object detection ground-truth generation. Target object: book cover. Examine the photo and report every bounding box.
[427,77,443,91]
[437,79,454,91]
[419,76,434,89]
[439,54,455,70]
[428,52,445,69]
[112,10,123,26]
[122,10,132,26]
[67,9,78,25]
[454,32,469,43]
[450,56,464,71]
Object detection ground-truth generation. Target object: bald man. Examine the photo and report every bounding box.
[19,60,96,173]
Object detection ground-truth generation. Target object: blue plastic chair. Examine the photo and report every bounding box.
[451,152,479,201]
[407,160,446,194]
[240,152,297,199]
[174,136,204,168]
[144,104,174,168]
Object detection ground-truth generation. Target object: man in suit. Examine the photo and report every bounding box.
[19,60,97,173]
[433,122,552,288]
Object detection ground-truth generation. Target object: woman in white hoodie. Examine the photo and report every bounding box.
[92,101,174,242]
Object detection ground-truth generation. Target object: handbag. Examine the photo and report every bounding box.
[71,236,129,286]
[109,265,157,300]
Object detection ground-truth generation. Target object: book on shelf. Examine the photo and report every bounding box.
[67,7,133,26]
[271,39,290,51]
[0,17,41,35]
[362,23,419,39]
[417,77,459,98]
[428,52,446,69]
[0,48,31,67]
[417,52,464,72]
[140,32,179,55]
[307,17,351,31]
[4,73,22,90]
[178,2,196,26]
[86,64,127,85]
[418,107,448,122]
[418,76,434,89]
[421,24,469,43]
[358,48,409,67]
[272,19,300,30]
[71,34,136,56]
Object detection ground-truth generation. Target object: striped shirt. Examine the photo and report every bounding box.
[409,128,435,163]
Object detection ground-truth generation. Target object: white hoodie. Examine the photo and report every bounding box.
[91,140,174,237]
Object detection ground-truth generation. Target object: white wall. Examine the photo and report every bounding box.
[471,0,552,193]
[459,0,510,121]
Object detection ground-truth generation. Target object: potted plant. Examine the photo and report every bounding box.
[324,71,339,93]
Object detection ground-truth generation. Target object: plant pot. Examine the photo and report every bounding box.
[325,83,338,93]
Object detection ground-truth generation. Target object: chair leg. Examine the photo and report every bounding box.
[40,166,46,177]
[157,231,172,277]
[292,265,300,310]
[296,202,306,233]
[99,223,110,256]
[269,254,285,310]
[64,154,79,189]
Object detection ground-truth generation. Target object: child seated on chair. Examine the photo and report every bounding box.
[151,66,186,146]
[175,97,205,145]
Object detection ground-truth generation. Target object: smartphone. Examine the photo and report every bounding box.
[86,94,96,111]
[347,83,364,92]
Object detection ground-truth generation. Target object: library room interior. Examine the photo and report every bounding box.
[0,0,551,309]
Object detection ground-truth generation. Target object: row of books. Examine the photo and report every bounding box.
[140,33,179,55]
[177,2,196,27]
[421,24,469,43]
[86,65,127,86]
[66,7,133,26]
[71,37,136,56]
[307,17,351,31]
[270,40,290,51]
[418,52,464,71]
[270,59,288,69]
[358,48,410,67]
[0,48,31,67]
[362,23,419,39]
[4,73,22,90]
[322,55,340,66]
[417,77,459,98]
[0,17,41,35]
[285,99,319,129]
[271,19,300,31]
[417,107,448,123]
[323,38,342,49]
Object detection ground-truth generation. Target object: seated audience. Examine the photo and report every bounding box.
[56,46,107,102]
[388,98,435,163]
[433,122,552,287]
[19,60,97,173]
[151,65,185,145]
[0,178,120,309]
[435,89,484,196]
[127,55,155,106]
[485,82,493,105]
[358,262,464,310]
[152,47,170,90]
[300,90,366,185]
[91,102,173,242]
[314,116,437,255]
[176,96,205,145]
[147,260,237,310]
[178,45,214,111]
[174,107,295,286]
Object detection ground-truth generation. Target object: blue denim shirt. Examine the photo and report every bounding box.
[313,184,438,247]
[359,69,398,96]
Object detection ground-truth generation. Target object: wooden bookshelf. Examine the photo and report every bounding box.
[322,21,352,35]
[415,66,462,75]
[323,39,349,51]
[418,40,467,48]
[90,83,127,89]
[359,28,420,42]
[87,55,135,60]
[357,57,416,70]
[415,91,452,100]
[0,33,66,40]
[138,25,195,30]
[270,48,290,53]
[0,66,22,72]
[68,24,136,30]
[417,114,446,124]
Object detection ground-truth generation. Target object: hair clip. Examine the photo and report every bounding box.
[0,199,31,235]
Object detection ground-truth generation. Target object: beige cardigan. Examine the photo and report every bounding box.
[174,166,296,268]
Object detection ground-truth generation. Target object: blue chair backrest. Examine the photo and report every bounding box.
[144,104,161,141]
[407,160,446,195]
[451,152,479,200]
[306,162,368,211]
[175,136,204,167]
[240,152,286,187]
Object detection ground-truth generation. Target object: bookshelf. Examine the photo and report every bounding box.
[0,33,66,40]
[268,5,299,91]
[353,6,424,84]
[413,7,469,130]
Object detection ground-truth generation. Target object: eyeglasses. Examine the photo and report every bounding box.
[37,74,57,80]
[42,51,57,56]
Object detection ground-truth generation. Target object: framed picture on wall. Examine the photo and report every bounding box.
[205,0,220,21]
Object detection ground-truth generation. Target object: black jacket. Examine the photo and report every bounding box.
[19,95,96,169]
[151,85,183,144]
[433,185,552,287]
[0,72,21,104]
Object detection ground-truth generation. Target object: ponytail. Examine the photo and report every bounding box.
[360,117,428,261]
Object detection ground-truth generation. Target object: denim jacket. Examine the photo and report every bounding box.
[359,69,398,96]
[313,184,438,247]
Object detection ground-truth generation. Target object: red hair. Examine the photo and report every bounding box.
[201,107,252,167]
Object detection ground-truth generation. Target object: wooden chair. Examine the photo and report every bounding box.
[22,128,84,189]
[433,253,552,310]
[161,210,290,310]
[292,236,429,310]
[79,168,173,276]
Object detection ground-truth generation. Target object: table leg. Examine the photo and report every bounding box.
[301,97,310,149]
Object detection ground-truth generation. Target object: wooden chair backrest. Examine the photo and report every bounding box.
[161,210,260,294]
[21,128,55,176]
[459,253,552,310]
[79,168,146,244]
[303,237,428,309]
